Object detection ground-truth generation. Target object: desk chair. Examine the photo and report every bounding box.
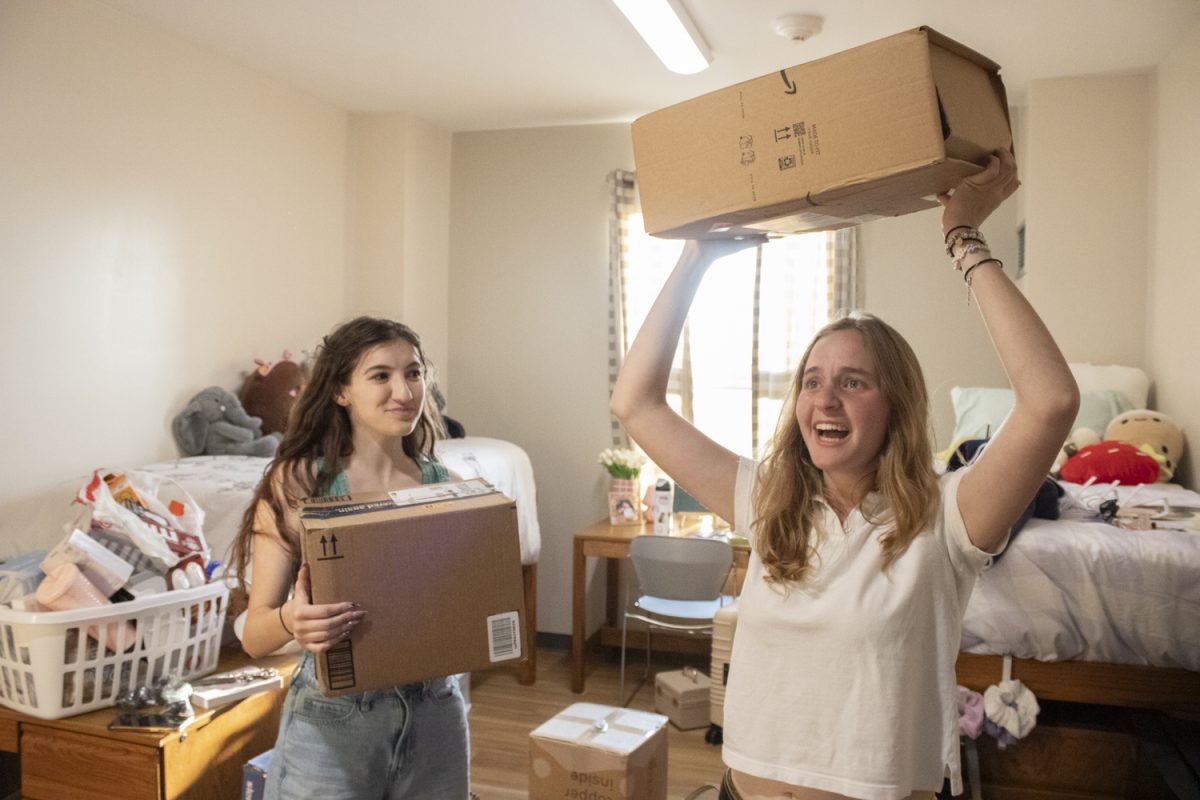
[619,535,734,706]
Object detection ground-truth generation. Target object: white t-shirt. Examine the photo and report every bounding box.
[723,459,1000,800]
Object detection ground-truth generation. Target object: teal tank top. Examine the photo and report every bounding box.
[318,455,449,495]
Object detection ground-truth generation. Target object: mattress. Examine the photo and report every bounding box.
[960,480,1200,670]
[2,436,541,567]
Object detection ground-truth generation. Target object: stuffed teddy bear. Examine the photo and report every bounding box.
[172,386,282,457]
[1103,409,1185,482]
[239,350,308,436]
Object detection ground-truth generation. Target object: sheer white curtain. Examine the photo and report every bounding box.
[608,170,860,457]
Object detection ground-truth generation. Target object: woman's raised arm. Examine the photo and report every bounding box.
[940,150,1080,552]
[610,237,763,524]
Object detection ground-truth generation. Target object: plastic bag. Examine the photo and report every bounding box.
[75,470,209,574]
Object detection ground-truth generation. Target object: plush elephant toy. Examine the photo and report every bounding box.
[172,386,282,457]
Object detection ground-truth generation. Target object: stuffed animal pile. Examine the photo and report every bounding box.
[1058,409,1185,485]
[239,350,309,436]
[172,386,282,457]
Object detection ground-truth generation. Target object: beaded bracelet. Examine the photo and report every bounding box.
[943,224,973,243]
[278,604,293,637]
[953,242,989,272]
[946,228,989,260]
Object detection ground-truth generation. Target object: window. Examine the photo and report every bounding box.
[609,170,859,457]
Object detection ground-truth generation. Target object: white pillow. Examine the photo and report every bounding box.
[949,386,1134,443]
[1069,362,1150,409]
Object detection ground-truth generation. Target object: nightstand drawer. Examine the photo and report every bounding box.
[21,724,160,800]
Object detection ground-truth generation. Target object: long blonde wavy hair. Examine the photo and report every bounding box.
[752,313,938,585]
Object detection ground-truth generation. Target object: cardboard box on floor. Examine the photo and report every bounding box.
[299,479,527,697]
[631,26,1012,239]
[530,703,668,800]
[654,667,710,731]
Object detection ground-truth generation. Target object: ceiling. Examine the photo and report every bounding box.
[105,0,1200,132]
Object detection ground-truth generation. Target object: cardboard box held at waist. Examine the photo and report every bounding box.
[300,479,527,697]
[631,26,1012,239]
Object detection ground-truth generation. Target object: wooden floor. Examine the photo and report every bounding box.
[468,645,724,799]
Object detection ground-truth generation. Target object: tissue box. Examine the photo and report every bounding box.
[529,703,668,800]
[632,26,1011,238]
[242,749,272,800]
[655,668,711,730]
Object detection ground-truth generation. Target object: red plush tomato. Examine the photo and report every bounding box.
[1059,441,1160,485]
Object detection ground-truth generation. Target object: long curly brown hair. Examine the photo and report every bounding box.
[227,317,445,600]
[752,313,938,586]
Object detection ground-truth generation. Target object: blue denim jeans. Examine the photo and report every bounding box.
[265,654,469,800]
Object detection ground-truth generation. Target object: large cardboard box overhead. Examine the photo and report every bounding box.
[631,26,1012,238]
[300,479,527,697]
[529,703,668,800]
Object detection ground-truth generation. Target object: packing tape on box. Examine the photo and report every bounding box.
[533,703,665,754]
[530,703,670,799]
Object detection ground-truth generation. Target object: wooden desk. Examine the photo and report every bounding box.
[0,647,298,800]
[571,515,748,693]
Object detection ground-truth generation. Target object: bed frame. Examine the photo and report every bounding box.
[956,652,1200,710]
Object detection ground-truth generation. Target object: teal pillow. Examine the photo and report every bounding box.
[949,387,1012,441]
[949,387,1133,444]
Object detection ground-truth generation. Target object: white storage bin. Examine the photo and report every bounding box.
[709,601,738,728]
[0,581,227,719]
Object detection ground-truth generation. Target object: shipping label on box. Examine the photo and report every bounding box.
[300,479,527,696]
[632,26,1011,238]
[530,703,668,800]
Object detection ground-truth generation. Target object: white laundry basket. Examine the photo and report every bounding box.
[0,581,227,719]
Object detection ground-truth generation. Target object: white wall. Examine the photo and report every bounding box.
[346,114,453,385]
[1022,75,1150,369]
[1149,24,1200,487]
[859,181,1021,445]
[0,0,349,524]
[448,125,635,636]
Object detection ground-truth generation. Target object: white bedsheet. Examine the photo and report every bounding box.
[961,481,1200,670]
[435,437,540,565]
[2,437,541,568]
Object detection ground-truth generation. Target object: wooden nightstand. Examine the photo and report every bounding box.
[0,648,297,800]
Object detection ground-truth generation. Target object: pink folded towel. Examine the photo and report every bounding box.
[956,686,985,739]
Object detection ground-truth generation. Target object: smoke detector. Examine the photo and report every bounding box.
[772,13,823,42]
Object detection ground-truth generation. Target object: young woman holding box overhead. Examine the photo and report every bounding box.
[611,149,1078,799]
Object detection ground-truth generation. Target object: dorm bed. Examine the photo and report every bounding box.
[947,363,1199,710]
[956,480,1200,709]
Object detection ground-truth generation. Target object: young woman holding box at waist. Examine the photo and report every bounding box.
[230,316,470,800]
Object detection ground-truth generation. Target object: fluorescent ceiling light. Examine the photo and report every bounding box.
[612,0,712,75]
